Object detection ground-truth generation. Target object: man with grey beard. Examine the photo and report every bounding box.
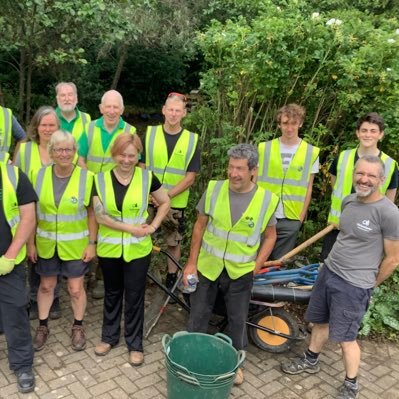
[281,155,399,399]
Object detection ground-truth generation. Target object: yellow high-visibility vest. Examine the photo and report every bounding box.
[198,180,278,281]
[0,106,12,163]
[258,138,319,220]
[95,167,153,261]
[328,148,396,224]
[145,125,198,208]
[33,166,93,260]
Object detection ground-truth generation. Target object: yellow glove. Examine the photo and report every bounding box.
[0,255,15,276]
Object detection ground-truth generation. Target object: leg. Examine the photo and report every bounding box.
[309,323,329,353]
[270,219,301,260]
[167,244,180,274]
[123,254,151,353]
[187,273,219,333]
[37,275,58,319]
[220,270,253,350]
[67,276,87,320]
[340,341,361,379]
[99,257,124,345]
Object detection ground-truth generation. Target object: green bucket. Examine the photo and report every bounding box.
[162,331,245,399]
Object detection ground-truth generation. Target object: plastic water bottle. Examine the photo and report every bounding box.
[179,274,199,294]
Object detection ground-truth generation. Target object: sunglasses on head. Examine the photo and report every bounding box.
[167,92,187,102]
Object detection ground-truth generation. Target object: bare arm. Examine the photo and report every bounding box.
[147,187,170,231]
[254,224,277,274]
[168,171,197,199]
[5,202,36,260]
[385,188,397,203]
[375,239,399,287]
[81,206,98,262]
[299,173,315,223]
[92,195,146,237]
[183,213,209,284]
[330,174,336,188]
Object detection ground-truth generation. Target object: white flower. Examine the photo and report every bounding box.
[326,18,342,26]
[311,12,320,19]
[386,68,392,71]
[395,29,399,35]
[387,38,396,43]
[276,6,281,11]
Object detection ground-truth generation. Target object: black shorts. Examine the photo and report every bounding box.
[305,266,372,342]
[36,253,89,278]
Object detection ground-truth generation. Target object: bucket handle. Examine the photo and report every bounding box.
[175,371,200,386]
[212,372,235,382]
[214,332,233,346]
[161,334,171,353]
[166,357,192,376]
[236,350,246,369]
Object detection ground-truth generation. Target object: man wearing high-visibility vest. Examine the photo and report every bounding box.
[257,104,319,260]
[0,105,26,163]
[320,112,398,261]
[0,163,37,393]
[184,144,278,385]
[140,92,200,294]
[78,90,142,173]
[55,82,91,142]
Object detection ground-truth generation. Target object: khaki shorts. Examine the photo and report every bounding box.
[148,207,184,247]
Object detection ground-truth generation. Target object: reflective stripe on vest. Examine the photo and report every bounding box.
[86,121,134,173]
[145,125,198,207]
[198,180,279,281]
[1,165,26,264]
[0,107,12,163]
[34,166,91,259]
[95,167,152,261]
[257,138,319,219]
[328,149,397,224]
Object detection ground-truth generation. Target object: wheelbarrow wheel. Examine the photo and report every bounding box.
[249,308,299,353]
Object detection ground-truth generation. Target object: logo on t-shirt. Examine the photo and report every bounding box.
[357,219,372,232]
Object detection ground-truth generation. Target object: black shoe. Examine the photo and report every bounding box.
[49,297,61,320]
[29,301,38,320]
[165,273,178,304]
[16,370,35,393]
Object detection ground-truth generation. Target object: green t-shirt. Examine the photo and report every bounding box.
[56,107,81,133]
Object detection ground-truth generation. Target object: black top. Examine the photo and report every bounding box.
[0,170,38,256]
[329,150,399,191]
[92,170,162,212]
[141,127,201,173]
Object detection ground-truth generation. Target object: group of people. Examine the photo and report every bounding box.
[0,86,398,399]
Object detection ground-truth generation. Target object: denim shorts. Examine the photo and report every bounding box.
[305,266,372,342]
[36,253,89,278]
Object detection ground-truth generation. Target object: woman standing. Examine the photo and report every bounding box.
[13,106,62,320]
[29,130,97,351]
[92,133,169,366]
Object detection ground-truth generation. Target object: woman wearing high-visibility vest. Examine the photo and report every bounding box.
[321,112,398,261]
[92,133,170,366]
[13,106,63,320]
[29,130,97,353]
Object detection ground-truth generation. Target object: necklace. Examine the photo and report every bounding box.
[114,169,133,184]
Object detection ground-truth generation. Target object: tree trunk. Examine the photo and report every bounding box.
[111,43,128,89]
[18,48,26,121]
[25,50,33,126]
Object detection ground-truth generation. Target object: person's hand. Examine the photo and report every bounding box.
[0,255,15,276]
[141,224,157,236]
[183,262,198,287]
[129,225,148,238]
[82,244,96,262]
[27,243,38,263]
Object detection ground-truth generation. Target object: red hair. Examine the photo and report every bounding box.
[111,133,139,157]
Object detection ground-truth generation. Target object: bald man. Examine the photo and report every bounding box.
[78,90,142,173]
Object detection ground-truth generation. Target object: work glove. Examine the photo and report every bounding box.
[0,255,16,276]
[163,209,180,230]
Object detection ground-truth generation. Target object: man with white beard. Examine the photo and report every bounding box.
[281,155,399,399]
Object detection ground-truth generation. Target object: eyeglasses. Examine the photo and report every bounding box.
[167,92,187,102]
[53,148,74,154]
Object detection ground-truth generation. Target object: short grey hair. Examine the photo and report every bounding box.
[355,155,385,178]
[48,130,77,156]
[227,143,258,170]
[101,90,124,108]
[55,82,77,95]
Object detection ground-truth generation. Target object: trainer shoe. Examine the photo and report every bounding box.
[234,367,244,385]
[71,325,86,351]
[49,297,61,320]
[129,351,144,366]
[95,342,112,356]
[336,381,359,399]
[15,370,35,393]
[33,325,49,351]
[281,354,320,375]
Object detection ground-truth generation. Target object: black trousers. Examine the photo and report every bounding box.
[270,218,302,260]
[188,269,253,350]
[0,263,34,372]
[99,253,151,352]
